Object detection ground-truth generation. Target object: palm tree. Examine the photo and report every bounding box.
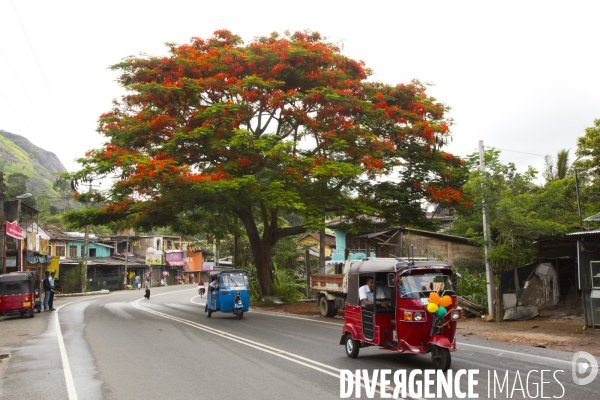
[543,149,570,182]
[555,149,570,180]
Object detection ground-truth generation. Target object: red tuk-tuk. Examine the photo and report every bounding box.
[340,258,462,371]
[0,272,36,318]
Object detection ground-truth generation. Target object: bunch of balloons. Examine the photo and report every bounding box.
[426,292,453,317]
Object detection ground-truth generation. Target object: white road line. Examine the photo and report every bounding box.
[54,311,77,400]
[175,290,586,369]
[132,298,410,399]
[190,294,341,326]
[55,298,94,400]
[459,342,598,367]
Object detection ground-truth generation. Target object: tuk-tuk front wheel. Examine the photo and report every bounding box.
[431,345,451,371]
[345,334,360,358]
[236,310,244,320]
[205,305,212,318]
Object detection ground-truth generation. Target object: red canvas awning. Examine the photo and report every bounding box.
[166,261,187,267]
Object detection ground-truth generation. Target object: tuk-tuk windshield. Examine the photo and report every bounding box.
[221,273,249,287]
[398,274,454,298]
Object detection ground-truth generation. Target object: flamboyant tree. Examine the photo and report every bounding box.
[65,30,467,296]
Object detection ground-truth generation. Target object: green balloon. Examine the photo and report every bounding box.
[436,307,447,317]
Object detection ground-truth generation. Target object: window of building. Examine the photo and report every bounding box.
[55,245,66,257]
[89,248,96,257]
[69,246,78,258]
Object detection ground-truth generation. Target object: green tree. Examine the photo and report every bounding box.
[5,172,36,208]
[64,30,467,296]
[450,149,575,272]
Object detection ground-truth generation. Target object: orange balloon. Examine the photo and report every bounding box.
[440,295,453,308]
[429,292,441,305]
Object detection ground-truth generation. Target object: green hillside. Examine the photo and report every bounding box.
[0,129,69,205]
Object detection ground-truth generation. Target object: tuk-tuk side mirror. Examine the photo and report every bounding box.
[387,273,395,288]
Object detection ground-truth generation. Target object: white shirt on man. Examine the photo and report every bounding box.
[359,284,374,306]
[359,282,390,306]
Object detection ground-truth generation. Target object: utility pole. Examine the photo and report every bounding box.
[479,140,496,320]
[574,167,583,231]
[82,181,98,293]
[82,224,89,293]
[0,172,6,274]
[123,233,130,289]
[319,226,326,274]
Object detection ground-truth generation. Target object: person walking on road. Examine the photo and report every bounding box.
[144,279,151,299]
[42,271,53,311]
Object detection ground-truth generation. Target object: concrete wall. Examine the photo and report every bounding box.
[397,232,482,264]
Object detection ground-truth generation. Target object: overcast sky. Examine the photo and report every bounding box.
[1,1,599,182]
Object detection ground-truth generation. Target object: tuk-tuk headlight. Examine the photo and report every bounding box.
[402,310,426,322]
[451,310,462,320]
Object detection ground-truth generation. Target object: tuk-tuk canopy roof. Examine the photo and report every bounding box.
[209,269,248,278]
[0,271,36,283]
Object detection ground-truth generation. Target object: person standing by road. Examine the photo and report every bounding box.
[42,271,52,311]
[48,271,56,311]
[144,279,151,299]
[135,275,141,290]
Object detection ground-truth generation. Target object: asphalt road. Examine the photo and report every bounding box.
[1,286,599,399]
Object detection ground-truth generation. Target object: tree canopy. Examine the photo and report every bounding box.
[65,30,467,296]
[449,149,579,272]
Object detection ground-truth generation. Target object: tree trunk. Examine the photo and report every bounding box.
[237,208,274,298]
[236,206,308,298]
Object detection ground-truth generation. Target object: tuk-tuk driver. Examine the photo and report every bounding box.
[359,278,389,311]
[209,277,219,293]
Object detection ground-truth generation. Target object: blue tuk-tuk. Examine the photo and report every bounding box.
[205,270,250,319]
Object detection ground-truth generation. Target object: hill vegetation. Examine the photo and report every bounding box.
[0,129,75,223]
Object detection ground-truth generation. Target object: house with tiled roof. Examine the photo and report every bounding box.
[298,232,336,257]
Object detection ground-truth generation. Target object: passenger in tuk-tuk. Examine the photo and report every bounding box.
[358,278,390,311]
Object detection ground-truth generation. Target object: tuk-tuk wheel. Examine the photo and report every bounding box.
[431,346,451,371]
[206,307,212,318]
[29,312,34,318]
[345,334,360,358]
[236,311,244,320]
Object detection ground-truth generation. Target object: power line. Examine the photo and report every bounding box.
[487,147,548,158]
[0,87,38,136]
[9,0,78,145]
[0,48,55,141]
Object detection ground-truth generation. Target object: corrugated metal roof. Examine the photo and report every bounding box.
[566,229,600,236]
[583,212,600,222]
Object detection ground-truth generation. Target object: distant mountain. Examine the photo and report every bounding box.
[0,130,67,194]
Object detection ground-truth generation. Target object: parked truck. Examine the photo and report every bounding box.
[311,264,348,317]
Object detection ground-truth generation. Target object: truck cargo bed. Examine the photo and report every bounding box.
[310,274,346,293]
